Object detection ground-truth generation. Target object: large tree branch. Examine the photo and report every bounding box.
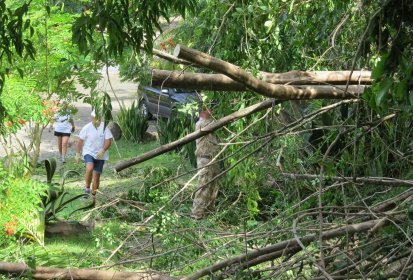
[114,99,281,172]
[183,216,405,280]
[152,49,192,66]
[151,69,370,91]
[0,262,175,280]
[173,45,363,100]
[281,173,413,187]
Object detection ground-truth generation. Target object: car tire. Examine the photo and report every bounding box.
[139,101,152,120]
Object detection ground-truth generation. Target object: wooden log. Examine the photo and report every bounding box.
[115,99,281,172]
[173,45,363,100]
[0,261,176,280]
[45,221,94,237]
[151,69,370,91]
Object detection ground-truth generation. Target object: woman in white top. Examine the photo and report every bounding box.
[53,101,75,163]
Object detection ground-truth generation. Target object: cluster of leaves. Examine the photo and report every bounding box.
[363,0,413,113]
[0,163,48,246]
[72,0,197,57]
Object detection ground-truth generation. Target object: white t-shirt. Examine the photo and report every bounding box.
[78,122,113,160]
[53,113,72,134]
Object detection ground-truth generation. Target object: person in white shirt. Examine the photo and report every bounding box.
[76,110,113,199]
[53,101,75,163]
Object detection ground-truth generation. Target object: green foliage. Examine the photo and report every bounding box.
[157,106,197,167]
[72,0,197,56]
[0,0,35,96]
[39,159,90,223]
[116,101,148,142]
[0,164,48,246]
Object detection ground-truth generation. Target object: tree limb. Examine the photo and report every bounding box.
[173,45,363,100]
[114,99,281,172]
[0,262,175,280]
[281,173,413,187]
[182,216,405,280]
[151,69,370,91]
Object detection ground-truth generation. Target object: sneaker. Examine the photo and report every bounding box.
[83,188,91,199]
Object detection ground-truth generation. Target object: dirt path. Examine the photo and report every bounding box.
[1,66,154,162]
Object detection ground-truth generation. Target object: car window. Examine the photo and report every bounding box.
[161,89,169,94]
[173,88,197,94]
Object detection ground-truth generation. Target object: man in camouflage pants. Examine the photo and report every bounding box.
[191,110,220,219]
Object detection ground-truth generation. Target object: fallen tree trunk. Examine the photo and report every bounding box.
[151,69,370,91]
[115,99,281,172]
[173,45,363,100]
[182,215,405,280]
[0,262,175,280]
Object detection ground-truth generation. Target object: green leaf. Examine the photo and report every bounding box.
[372,54,389,80]
[45,5,50,16]
[375,78,392,107]
[394,80,407,101]
[409,91,413,106]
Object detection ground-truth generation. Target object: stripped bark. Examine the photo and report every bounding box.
[0,262,175,280]
[115,99,281,172]
[151,69,370,91]
[173,45,363,100]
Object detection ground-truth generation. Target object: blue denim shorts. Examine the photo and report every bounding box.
[84,154,105,173]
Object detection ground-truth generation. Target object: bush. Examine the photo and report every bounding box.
[0,165,48,246]
[116,101,148,142]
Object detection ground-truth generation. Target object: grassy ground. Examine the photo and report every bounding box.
[1,137,201,272]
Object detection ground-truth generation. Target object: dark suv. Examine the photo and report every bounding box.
[138,86,202,119]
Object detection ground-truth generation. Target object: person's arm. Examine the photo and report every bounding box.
[69,117,75,132]
[103,138,111,151]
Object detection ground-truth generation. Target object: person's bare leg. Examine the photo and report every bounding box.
[85,163,94,190]
[61,136,69,162]
[92,172,101,196]
[57,136,63,158]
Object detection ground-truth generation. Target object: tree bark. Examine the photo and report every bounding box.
[114,99,281,172]
[151,69,370,91]
[173,45,363,100]
[0,262,175,280]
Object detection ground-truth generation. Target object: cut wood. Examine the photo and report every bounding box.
[115,99,281,172]
[0,261,175,280]
[173,45,363,100]
[151,69,370,91]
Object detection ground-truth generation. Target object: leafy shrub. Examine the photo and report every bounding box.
[157,105,197,167]
[0,165,48,246]
[116,101,148,142]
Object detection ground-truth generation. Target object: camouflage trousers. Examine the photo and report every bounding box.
[191,157,220,219]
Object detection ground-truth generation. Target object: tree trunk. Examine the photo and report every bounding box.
[151,69,370,91]
[173,45,363,100]
[0,262,175,280]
